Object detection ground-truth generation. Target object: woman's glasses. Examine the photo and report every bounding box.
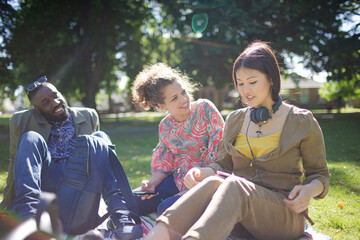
[25,76,47,94]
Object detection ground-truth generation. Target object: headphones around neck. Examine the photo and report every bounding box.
[249,95,282,124]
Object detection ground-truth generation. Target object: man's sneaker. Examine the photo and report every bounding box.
[106,210,143,240]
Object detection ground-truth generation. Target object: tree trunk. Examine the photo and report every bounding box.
[79,0,111,110]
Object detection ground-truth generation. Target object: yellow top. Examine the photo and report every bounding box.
[234,131,282,159]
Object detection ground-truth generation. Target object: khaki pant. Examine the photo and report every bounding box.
[157,175,304,240]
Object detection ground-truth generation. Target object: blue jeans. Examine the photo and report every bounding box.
[157,195,181,215]
[13,131,136,219]
[134,175,180,215]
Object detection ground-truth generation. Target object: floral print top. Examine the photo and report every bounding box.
[151,99,225,191]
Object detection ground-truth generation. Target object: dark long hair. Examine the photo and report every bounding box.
[232,41,281,101]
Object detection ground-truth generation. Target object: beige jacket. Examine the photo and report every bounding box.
[1,107,99,209]
[209,105,330,198]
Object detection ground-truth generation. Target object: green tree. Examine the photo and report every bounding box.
[3,0,152,109]
[0,0,17,107]
[2,0,359,109]
[319,78,360,101]
[155,0,359,91]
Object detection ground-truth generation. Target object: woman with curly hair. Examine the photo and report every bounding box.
[132,63,224,216]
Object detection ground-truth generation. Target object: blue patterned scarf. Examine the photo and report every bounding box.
[47,114,76,161]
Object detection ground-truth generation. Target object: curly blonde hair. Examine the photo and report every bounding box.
[132,63,196,111]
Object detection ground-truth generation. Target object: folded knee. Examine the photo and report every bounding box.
[223,175,256,196]
[201,175,224,188]
[19,131,46,146]
[86,133,113,152]
[225,175,251,184]
[92,131,112,145]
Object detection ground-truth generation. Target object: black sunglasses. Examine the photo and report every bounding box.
[26,76,47,94]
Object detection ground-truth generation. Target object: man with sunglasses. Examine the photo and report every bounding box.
[1,76,143,239]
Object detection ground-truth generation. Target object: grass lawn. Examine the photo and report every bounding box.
[0,111,359,239]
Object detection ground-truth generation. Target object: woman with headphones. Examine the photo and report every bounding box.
[144,41,330,240]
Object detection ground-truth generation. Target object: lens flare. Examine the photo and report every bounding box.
[192,13,208,33]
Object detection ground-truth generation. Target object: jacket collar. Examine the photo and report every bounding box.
[68,107,87,125]
[31,108,49,125]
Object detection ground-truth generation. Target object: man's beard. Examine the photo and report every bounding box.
[40,104,70,122]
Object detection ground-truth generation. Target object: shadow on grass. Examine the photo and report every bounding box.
[0,125,9,136]
[328,163,360,196]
